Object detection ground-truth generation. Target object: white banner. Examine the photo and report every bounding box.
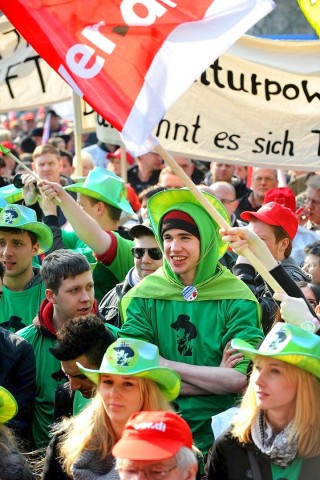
[96,35,320,171]
[0,16,71,112]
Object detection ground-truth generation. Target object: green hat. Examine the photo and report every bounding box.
[65,167,134,214]
[0,184,23,204]
[232,323,320,379]
[77,338,181,401]
[0,204,53,253]
[148,188,230,259]
[0,387,18,423]
[0,197,7,211]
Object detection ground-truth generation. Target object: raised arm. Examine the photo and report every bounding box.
[38,180,112,254]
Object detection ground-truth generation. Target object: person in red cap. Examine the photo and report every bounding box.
[113,411,198,480]
[233,201,310,333]
[263,186,319,267]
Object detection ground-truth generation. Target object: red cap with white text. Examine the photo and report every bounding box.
[112,411,193,460]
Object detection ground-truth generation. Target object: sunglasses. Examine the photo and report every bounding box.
[131,247,163,260]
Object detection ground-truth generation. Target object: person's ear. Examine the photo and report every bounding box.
[185,463,198,480]
[32,242,40,256]
[45,288,55,304]
[279,237,290,253]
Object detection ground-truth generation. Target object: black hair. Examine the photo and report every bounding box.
[59,149,73,166]
[0,261,5,281]
[50,314,114,365]
[297,280,320,305]
[304,241,320,258]
[0,227,38,246]
[41,249,91,293]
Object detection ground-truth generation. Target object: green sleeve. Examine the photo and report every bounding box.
[119,296,155,343]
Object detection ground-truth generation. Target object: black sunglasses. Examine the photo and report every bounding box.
[131,247,163,260]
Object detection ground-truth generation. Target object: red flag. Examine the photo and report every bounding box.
[1,0,274,154]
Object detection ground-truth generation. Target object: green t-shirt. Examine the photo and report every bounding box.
[0,282,46,332]
[62,230,134,302]
[271,458,303,480]
[17,325,65,448]
[120,294,262,455]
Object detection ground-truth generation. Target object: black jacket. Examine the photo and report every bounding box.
[0,327,36,445]
[99,269,134,328]
[204,430,320,480]
[233,262,313,334]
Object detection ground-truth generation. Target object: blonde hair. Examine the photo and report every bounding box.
[231,357,320,458]
[32,144,60,160]
[58,377,174,475]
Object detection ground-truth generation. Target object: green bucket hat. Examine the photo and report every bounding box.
[148,188,230,259]
[77,338,181,401]
[0,386,18,423]
[232,322,320,379]
[0,184,23,204]
[0,204,53,253]
[65,166,133,215]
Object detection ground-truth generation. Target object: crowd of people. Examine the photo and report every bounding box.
[0,109,319,479]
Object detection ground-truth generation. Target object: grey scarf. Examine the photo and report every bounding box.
[251,412,298,467]
[71,449,119,480]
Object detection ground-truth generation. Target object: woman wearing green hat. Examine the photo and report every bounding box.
[205,323,320,480]
[42,338,181,479]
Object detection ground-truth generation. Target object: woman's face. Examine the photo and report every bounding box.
[252,358,297,428]
[300,285,318,311]
[99,374,142,428]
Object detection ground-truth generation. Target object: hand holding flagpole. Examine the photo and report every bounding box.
[155,144,286,295]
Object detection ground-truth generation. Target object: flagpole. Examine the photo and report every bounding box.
[72,90,83,178]
[155,143,286,295]
[120,146,128,183]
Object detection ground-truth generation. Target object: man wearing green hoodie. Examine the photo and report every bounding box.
[119,188,263,457]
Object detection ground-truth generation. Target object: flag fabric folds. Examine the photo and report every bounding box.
[1,0,275,154]
[297,0,320,37]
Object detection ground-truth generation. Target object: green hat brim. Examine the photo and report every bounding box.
[148,189,230,259]
[231,338,320,379]
[77,363,181,401]
[0,185,23,204]
[0,220,53,253]
[65,183,134,215]
[0,387,18,423]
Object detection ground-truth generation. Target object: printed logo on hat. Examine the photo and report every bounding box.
[108,341,139,368]
[2,206,20,225]
[134,421,167,432]
[262,324,291,353]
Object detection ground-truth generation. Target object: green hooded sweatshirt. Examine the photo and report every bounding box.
[120,192,263,455]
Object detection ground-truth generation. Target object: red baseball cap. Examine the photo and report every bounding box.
[20,112,35,121]
[241,201,298,240]
[263,187,296,213]
[106,147,135,165]
[112,411,193,461]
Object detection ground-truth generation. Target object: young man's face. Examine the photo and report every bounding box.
[32,153,62,183]
[248,220,286,261]
[77,194,100,222]
[61,353,96,399]
[134,235,163,280]
[0,230,39,281]
[46,270,94,323]
[163,228,200,286]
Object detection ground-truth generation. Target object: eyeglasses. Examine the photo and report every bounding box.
[303,263,320,269]
[131,247,163,260]
[305,197,320,206]
[116,465,177,480]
